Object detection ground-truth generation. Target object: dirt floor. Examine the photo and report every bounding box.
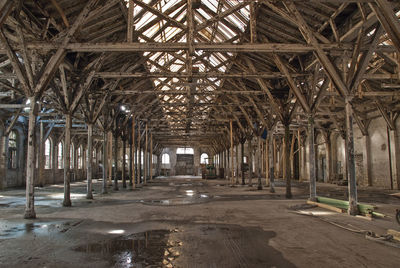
[1,176,400,268]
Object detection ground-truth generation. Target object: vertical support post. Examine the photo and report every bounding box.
[284,124,292,198]
[38,121,44,187]
[107,131,112,186]
[308,116,316,200]
[132,118,136,188]
[248,138,253,186]
[269,132,275,193]
[144,123,148,184]
[113,133,119,191]
[230,120,234,185]
[0,134,7,190]
[24,97,37,219]
[273,138,277,178]
[325,131,332,183]
[127,0,134,42]
[129,133,133,188]
[102,129,107,194]
[257,136,262,190]
[137,122,141,184]
[241,141,245,185]
[63,113,72,207]
[265,135,269,186]
[362,134,371,186]
[345,98,358,215]
[389,128,400,190]
[150,132,153,181]
[122,135,126,188]
[86,123,93,199]
[236,144,239,184]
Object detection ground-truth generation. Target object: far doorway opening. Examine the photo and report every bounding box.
[176,147,194,175]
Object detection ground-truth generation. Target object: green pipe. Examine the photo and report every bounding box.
[317,196,378,215]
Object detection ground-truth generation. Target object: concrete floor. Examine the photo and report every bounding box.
[0,176,400,267]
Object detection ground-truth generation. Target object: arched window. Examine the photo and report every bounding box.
[176,147,194,154]
[78,146,83,169]
[70,144,74,169]
[58,142,63,169]
[8,131,17,169]
[44,139,51,169]
[200,153,209,164]
[161,153,170,164]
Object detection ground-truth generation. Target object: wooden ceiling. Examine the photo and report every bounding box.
[0,0,399,152]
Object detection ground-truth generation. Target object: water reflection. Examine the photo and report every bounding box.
[74,230,181,267]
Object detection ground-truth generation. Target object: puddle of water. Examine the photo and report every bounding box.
[0,220,79,238]
[74,230,181,267]
[141,192,212,206]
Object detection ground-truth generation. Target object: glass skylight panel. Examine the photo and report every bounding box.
[136,11,156,31]
[203,0,218,13]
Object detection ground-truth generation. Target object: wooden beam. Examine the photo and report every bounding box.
[0,42,355,53]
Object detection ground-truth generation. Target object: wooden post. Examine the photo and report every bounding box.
[127,0,134,42]
[257,136,262,190]
[308,116,316,200]
[137,122,141,184]
[388,128,400,190]
[113,133,119,191]
[24,97,37,219]
[269,132,275,193]
[265,135,269,186]
[122,135,127,188]
[273,138,277,179]
[38,121,44,187]
[230,120,233,185]
[324,130,332,183]
[241,141,245,185]
[132,118,136,188]
[248,138,253,186]
[236,144,239,184]
[284,124,292,198]
[102,129,107,194]
[150,132,153,181]
[63,113,72,207]
[345,98,358,215]
[107,131,112,186]
[290,130,295,180]
[144,123,148,184]
[129,133,133,188]
[86,123,93,199]
[0,135,7,190]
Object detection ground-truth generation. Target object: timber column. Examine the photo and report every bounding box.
[63,114,72,206]
[269,132,275,193]
[345,98,358,215]
[0,134,7,190]
[86,123,93,199]
[132,118,136,188]
[248,138,253,186]
[388,127,400,190]
[122,134,127,188]
[24,97,37,219]
[102,129,108,194]
[257,136,262,190]
[113,133,119,191]
[308,115,316,201]
[241,141,245,185]
[284,123,292,198]
[129,132,133,188]
[144,123,148,184]
[38,121,44,187]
